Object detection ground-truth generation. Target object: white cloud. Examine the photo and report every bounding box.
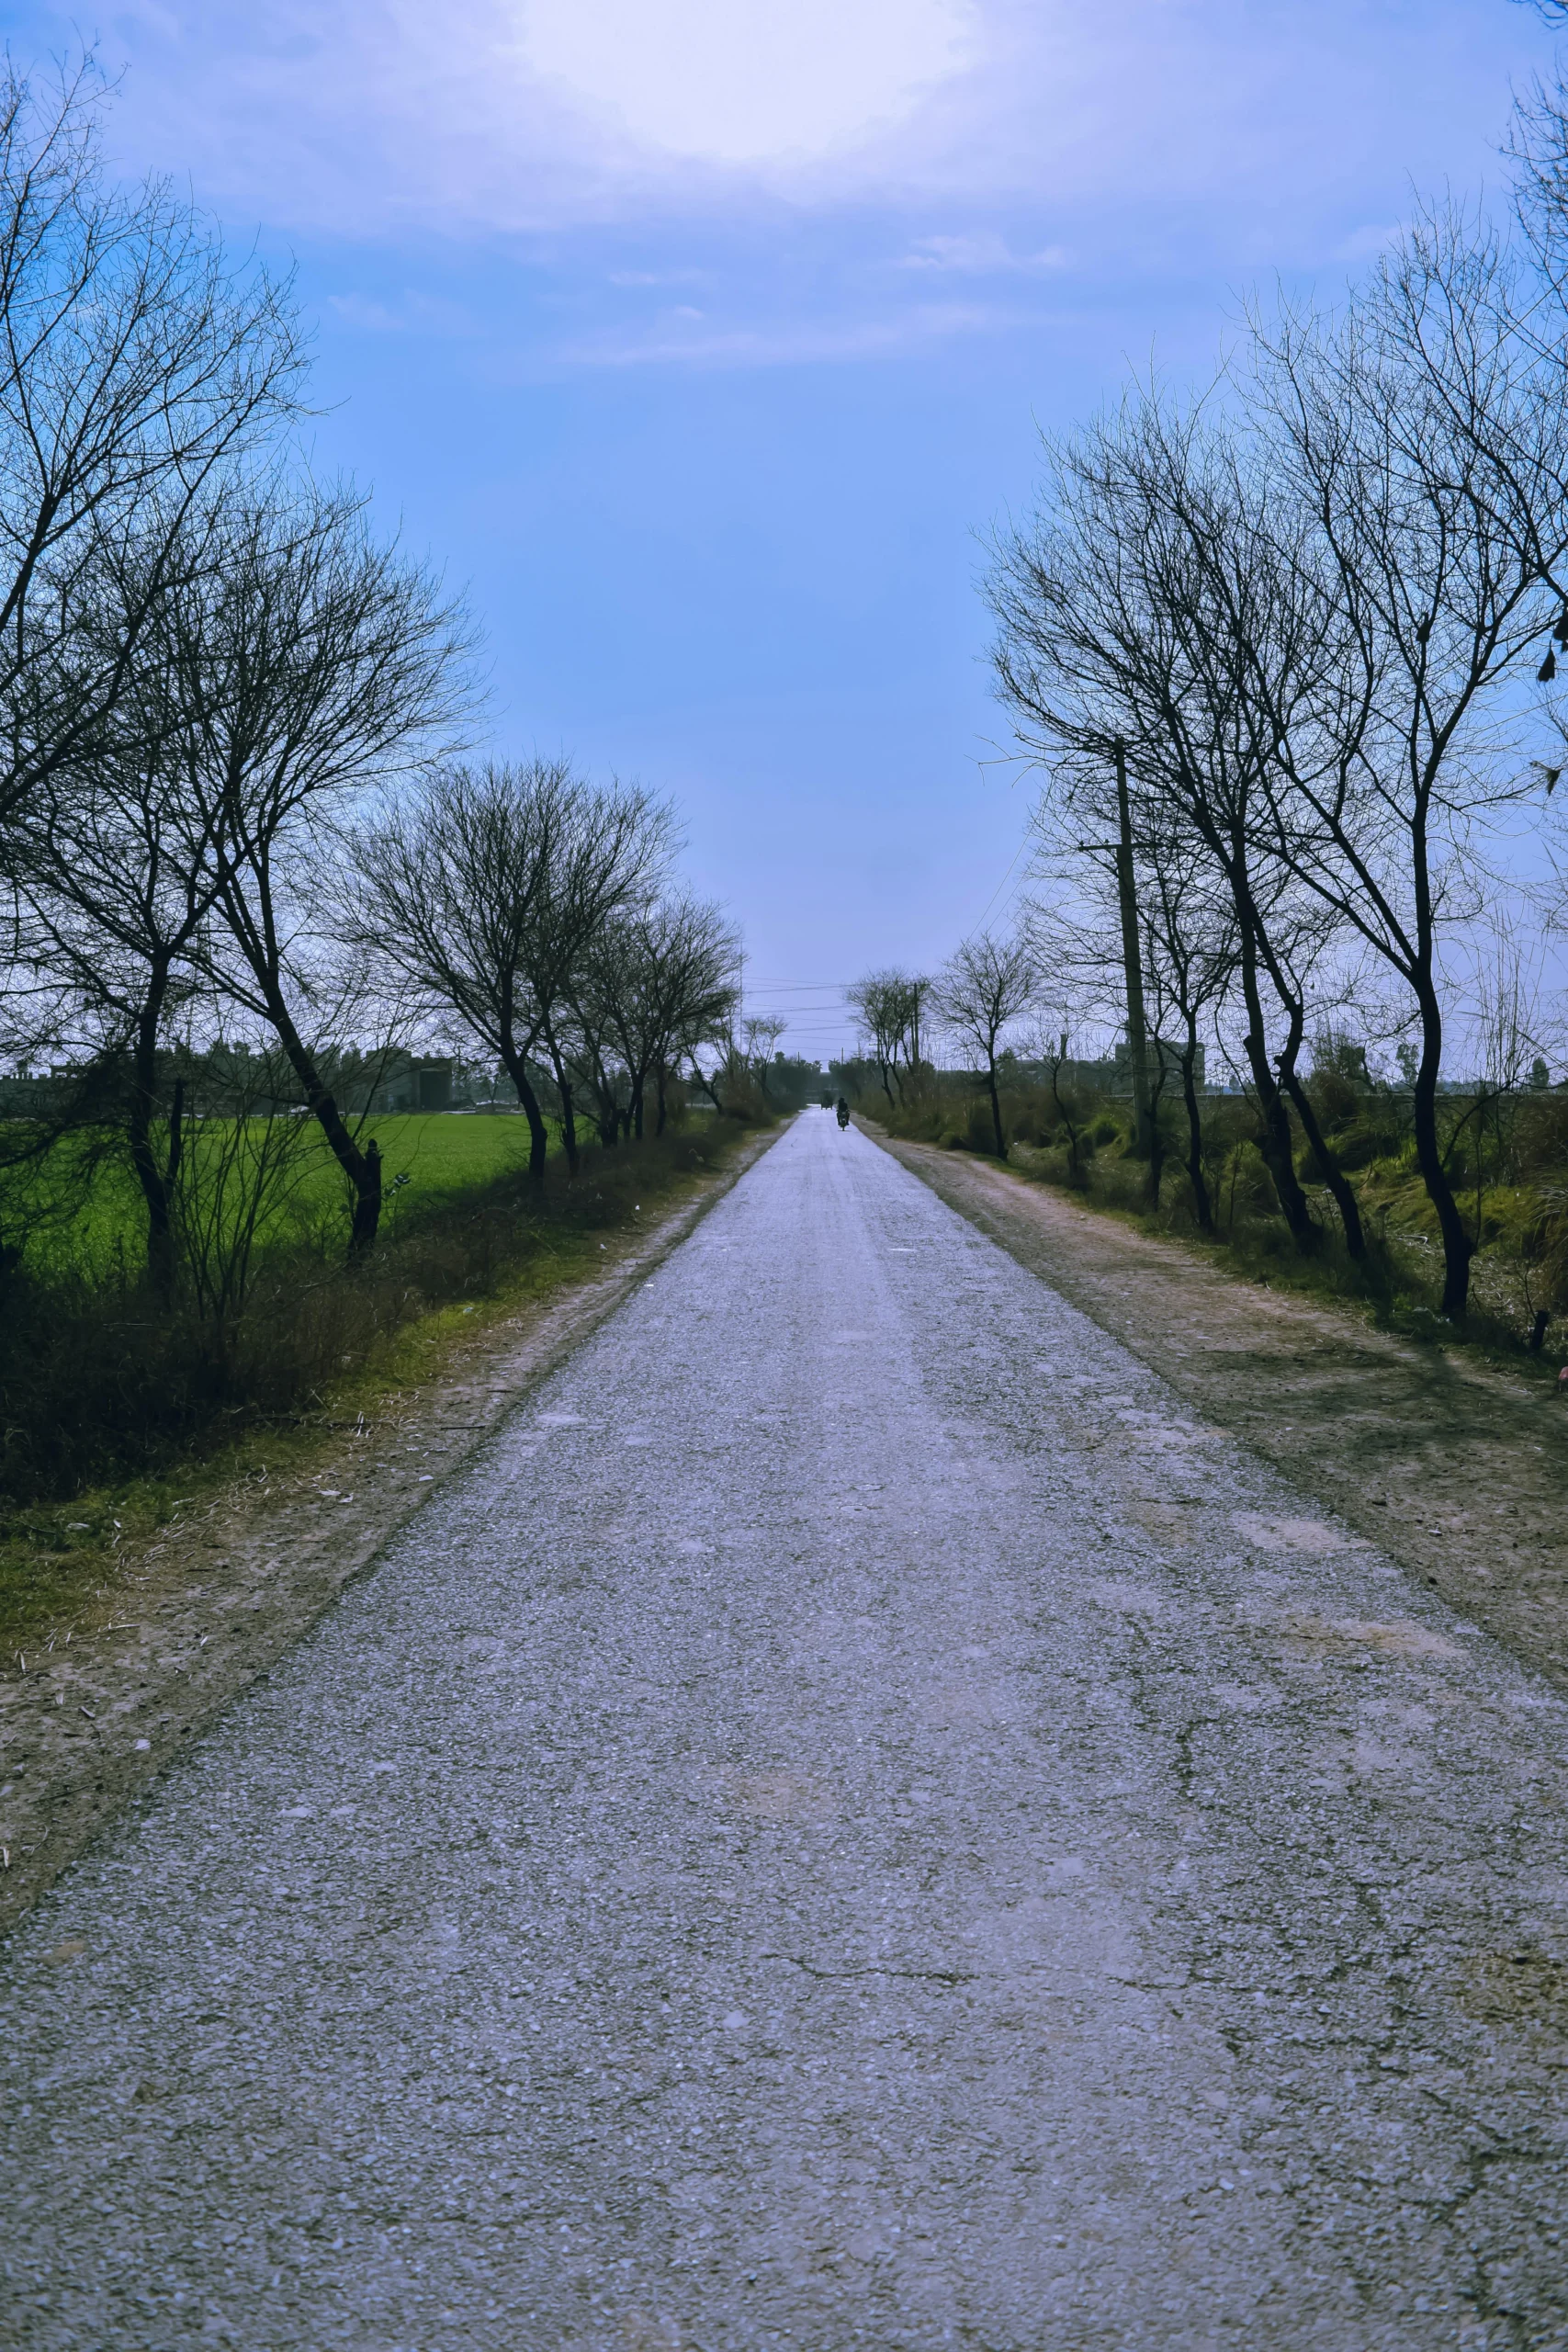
[553,300,1009,368]
[326,289,480,334]
[896,232,1068,273]
[607,267,712,288]
[90,0,991,235]
[515,0,979,165]
[64,0,1547,252]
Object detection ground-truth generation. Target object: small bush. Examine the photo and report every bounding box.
[0,1121,752,1508]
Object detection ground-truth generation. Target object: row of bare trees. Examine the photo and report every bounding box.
[846,940,1038,1159]
[967,92,1568,1320]
[0,62,741,1296]
[355,763,739,1183]
[844,970,931,1107]
[843,88,1568,1323]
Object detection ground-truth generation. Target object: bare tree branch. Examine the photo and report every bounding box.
[0,57,306,852]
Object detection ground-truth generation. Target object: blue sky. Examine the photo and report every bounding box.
[4,0,1553,1057]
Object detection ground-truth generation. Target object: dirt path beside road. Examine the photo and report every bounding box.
[874,1125,1568,1696]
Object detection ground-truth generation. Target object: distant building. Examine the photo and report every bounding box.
[363,1056,455,1113]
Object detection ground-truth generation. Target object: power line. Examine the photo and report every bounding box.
[969,833,1034,934]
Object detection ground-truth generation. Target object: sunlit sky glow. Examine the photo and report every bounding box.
[4,0,1552,1054]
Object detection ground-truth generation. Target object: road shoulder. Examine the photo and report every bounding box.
[0,1125,780,1936]
[872,1124,1568,1695]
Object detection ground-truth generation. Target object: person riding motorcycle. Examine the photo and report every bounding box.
[835,1097,850,1130]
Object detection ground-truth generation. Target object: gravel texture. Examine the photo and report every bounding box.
[3,1110,1567,2350]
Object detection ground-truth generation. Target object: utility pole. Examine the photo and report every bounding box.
[1113,738,1154,1158]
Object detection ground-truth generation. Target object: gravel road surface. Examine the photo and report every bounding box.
[4,1111,1567,2350]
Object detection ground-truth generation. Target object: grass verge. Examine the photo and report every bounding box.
[0,1115,763,1652]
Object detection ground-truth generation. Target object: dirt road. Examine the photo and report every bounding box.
[3,1111,1565,2348]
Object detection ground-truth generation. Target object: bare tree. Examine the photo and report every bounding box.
[152,482,469,1255]
[6,507,235,1293]
[560,943,631,1150]
[513,785,670,1168]
[934,930,1038,1156]
[357,759,573,1172]
[576,884,742,1143]
[1245,204,1568,1314]
[358,761,669,1180]
[1136,843,1239,1233]
[845,969,929,1105]
[846,973,899,1103]
[0,59,305,853]
[742,1014,787,1103]
[988,400,1305,1237]
[1031,837,1239,1227]
[666,917,742,1119]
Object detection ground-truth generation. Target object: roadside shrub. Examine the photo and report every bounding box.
[1216,1140,1278,1223]
[1305,1066,1364,1129]
[1514,1092,1568,1176]
[0,1122,749,1507]
[1003,1095,1054,1148]
[860,1066,1568,1356]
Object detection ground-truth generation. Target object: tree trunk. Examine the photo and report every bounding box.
[1236,921,1315,1243]
[220,934,386,1256]
[1049,1063,1082,1183]
[632,1073,646,1140]
[126,969,179,1300]
[1146,1077,1168,1208]
[987,1061,1005,1158]
[1411,985,1472,1318]
[349,1137,382,1258]
[158,1077,186,1291]
[655,1065,669,1137]
[499,1046,550,1178]
[1179,1032,1213,1236]
[542,1035,580,1176]
[1279,1068,1367,1261]
[1255,920,1366,1263]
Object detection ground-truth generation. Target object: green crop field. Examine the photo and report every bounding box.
[9,1112,553,1282]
